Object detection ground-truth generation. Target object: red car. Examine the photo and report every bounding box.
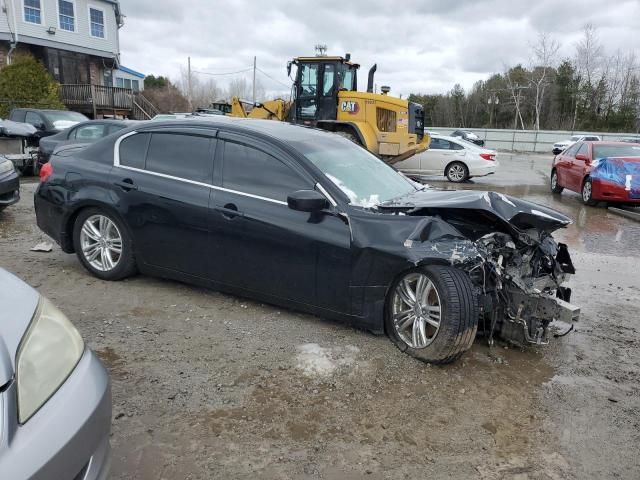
[551,141,640,205]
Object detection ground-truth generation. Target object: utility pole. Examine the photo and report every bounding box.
[252,56,256,105]
[187,56,193,111]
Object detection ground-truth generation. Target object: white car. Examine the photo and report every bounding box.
[396,134,498,183]
[552,134,601,154]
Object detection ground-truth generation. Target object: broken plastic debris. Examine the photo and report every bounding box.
[30,242,53,252]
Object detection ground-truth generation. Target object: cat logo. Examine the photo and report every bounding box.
[340,101,359,114]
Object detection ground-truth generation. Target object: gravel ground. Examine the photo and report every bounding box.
[1,153,639,479]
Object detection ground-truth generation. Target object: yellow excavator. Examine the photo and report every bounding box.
[227,54,430,164]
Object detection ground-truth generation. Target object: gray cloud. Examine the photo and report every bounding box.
[118,0,640,98]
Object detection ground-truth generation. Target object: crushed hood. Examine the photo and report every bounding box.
[378,188,571,232]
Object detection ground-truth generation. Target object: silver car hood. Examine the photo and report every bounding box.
[0,269,39,386]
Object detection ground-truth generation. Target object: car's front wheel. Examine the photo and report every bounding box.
[445,162,469,183]
[550,170,564,194]
[385,265,479,364]
[73,208,137,280]
[581,177,597,206]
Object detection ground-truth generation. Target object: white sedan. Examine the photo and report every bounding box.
[396,135,498,183]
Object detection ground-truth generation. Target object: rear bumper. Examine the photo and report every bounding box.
[469,161,499,177]
[592,178,640,204]
[0,169,20,208]
[0,350,112,480]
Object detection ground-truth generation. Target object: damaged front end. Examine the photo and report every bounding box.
[378,189,580,348]
[472,230,578,346]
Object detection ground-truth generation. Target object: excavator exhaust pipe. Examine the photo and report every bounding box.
[367,64,377,93]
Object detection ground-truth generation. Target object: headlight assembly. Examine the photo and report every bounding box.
[16,296,84,423]
[0,159,14,175]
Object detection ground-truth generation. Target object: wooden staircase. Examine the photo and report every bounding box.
[60,84,160,120]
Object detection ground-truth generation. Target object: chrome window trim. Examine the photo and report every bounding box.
[113,131,288,206]
[315,182,337,207]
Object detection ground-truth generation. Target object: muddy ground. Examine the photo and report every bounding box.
[1,153,639,479]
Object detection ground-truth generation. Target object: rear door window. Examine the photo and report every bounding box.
[145,133,214,184]
[119,133,150,169]
[450,141,464,150]
[222,141,310,201]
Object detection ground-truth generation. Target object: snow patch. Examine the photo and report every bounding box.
[295,343,360,377]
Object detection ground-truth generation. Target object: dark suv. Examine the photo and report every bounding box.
[8,109,88,139]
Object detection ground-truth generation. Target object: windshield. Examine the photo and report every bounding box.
[42,110,87,126]
[594,144,640,159]
[293,136,417,207]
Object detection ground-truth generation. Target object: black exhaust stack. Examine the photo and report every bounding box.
[367,64,377,93]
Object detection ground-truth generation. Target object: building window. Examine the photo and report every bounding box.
[24,0,42,24]
[131,80,139,91]
[89,7,105,38]
[58,0,75,32]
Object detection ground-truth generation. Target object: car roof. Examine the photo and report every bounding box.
[137,117,342,144]
[583,141,638,145]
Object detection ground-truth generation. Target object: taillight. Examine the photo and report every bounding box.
[40,162,53,182]
[480,153,495,161]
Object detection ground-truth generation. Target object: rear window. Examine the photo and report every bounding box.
[593,145,640,159]
[119,133,150,169]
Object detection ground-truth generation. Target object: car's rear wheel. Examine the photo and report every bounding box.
[385,265,478,364]
[445,162,469,183]
[73,208,137,280]
[581,177,597,206]
[550,170,564,193]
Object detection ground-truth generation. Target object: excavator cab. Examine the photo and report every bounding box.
[289,56,359,124]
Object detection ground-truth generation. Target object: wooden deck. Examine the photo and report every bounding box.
[60,84,158,119]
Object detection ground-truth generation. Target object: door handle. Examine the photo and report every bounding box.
[215,204,244,219]
[114,178,138,191]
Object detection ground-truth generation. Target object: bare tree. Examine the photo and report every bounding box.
[529,33,560,130]
[177,67,223,109]
[573,23,604,128]
[503,64,527,130]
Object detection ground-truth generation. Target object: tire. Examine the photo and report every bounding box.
[581,177,597,206]
[385,265,479,364]
[445,162,469,183]
[550,169,564,194]
[73,207,137,280]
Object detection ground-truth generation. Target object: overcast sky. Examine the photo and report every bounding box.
[119,0,640,98]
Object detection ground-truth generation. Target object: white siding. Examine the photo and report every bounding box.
[1,0,119,57]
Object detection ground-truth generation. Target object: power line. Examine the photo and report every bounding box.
[192,67,253,76]
[256,67,290,88]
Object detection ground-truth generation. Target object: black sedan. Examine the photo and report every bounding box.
[451,130,485,147]
[34,119,578,364]
[38,120,138,172]
[0,157,19,211]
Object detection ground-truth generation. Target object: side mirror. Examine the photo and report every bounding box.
[575,153,589,162]
[287,190,328,212]
[287,61,292,78]
[34,121,45,130]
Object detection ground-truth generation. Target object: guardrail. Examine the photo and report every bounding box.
[426,127,640,153]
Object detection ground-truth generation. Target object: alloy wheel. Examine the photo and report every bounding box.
[391,272,442,349]
[79,215,123,272]
[582,181,592,202]
[448,164,466,182]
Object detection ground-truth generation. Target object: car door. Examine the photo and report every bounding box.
[209,132,351,312]
[113,128,215,277]
[570,143,590,191]
[420,138,456,174]
[555,142,580,191]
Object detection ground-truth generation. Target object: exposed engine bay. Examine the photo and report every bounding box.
[374,188,580,348]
